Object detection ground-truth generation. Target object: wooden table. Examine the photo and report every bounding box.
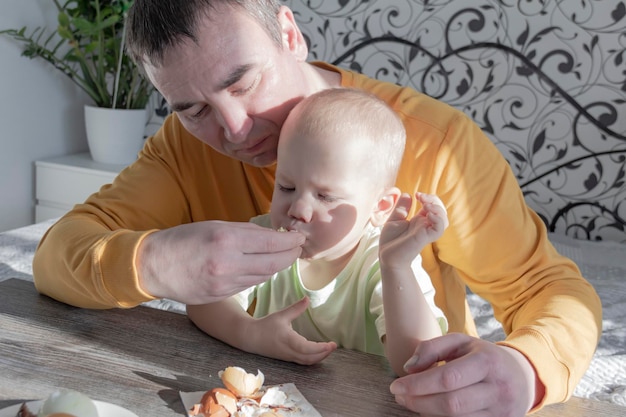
[1,278,623,416]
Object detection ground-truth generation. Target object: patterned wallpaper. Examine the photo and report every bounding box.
[148,0,626,242]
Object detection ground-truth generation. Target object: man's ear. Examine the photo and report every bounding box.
[371,187,401,227]
[277,6,308,61]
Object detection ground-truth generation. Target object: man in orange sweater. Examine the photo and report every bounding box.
[32,1,601,416]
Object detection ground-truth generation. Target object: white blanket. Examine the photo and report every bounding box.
[1,220,624,405]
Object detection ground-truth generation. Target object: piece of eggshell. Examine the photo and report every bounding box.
[207,402,229,417]
[220,367,264,397]
[198,388,237,416]
[213,388,237,414]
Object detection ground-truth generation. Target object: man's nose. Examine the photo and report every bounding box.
[215,104,252,144]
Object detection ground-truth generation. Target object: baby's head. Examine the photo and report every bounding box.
[278,88,406,189]
[272,89,406,258]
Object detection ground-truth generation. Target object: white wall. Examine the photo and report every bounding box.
[0,1,90,232]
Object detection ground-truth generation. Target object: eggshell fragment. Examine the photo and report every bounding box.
[213,388,237,414]
[206,402,229,417]
[194,388,237,416]
[219,366,265,397]
[259,387,287,407]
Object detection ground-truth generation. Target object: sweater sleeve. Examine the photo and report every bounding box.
[316,62,601,408]
[33,113,268,308]
[32,115,194,308]
[315,62,601,408]
[431,113,602,407]
[33,218,157,308]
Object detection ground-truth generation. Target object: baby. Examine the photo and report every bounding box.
[187,88,448,376]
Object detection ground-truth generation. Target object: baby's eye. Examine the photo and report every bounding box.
[278,184,295,192]
[318,194,336,203]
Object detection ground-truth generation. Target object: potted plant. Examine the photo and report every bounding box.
[1,0,155,165]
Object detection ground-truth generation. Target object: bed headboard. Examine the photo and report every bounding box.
[146,1,626,243]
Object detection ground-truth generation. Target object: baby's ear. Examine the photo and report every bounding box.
[371,187,401,226]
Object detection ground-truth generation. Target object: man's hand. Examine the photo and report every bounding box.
[242,297,337,365]
[389,333,540,417]
[137,221,305,304]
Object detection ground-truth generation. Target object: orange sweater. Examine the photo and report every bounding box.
[33,63,601,408]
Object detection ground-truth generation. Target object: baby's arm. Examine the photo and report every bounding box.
[379,192,448,376]
[187,298,255,350]
[186,297,336,365]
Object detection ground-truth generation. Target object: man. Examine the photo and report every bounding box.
[32,1,601,416]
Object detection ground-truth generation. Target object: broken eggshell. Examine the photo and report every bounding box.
[191,387,237,417]
[219,366,265,397]
[259,387,287,407]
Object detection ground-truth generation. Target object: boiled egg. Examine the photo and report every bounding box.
[37,389,98,417]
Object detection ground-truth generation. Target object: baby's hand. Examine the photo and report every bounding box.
[379,192,448,267]
[245,297,337,365]
[413,192,448,241]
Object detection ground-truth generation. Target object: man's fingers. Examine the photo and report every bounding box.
[398,355,488,397]
[392,334,489,396]
[396,381,497,417]
[403,333,470,372]
[240,247,303,276]
[391,335,536,417]
[229,222,305,254]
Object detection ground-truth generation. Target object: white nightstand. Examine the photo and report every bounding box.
[35,152,128,222]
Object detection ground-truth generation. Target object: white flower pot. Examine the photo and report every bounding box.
[84,105,148,165]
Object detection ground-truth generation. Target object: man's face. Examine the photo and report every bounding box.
[143,6,309,167]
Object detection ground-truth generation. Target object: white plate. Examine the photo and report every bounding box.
[0,400,138,417]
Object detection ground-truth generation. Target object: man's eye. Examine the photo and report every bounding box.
[189,106,208,120]
[233,73,261,96]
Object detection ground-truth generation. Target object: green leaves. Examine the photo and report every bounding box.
[1,0,153,109]
[58,11,70,29]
